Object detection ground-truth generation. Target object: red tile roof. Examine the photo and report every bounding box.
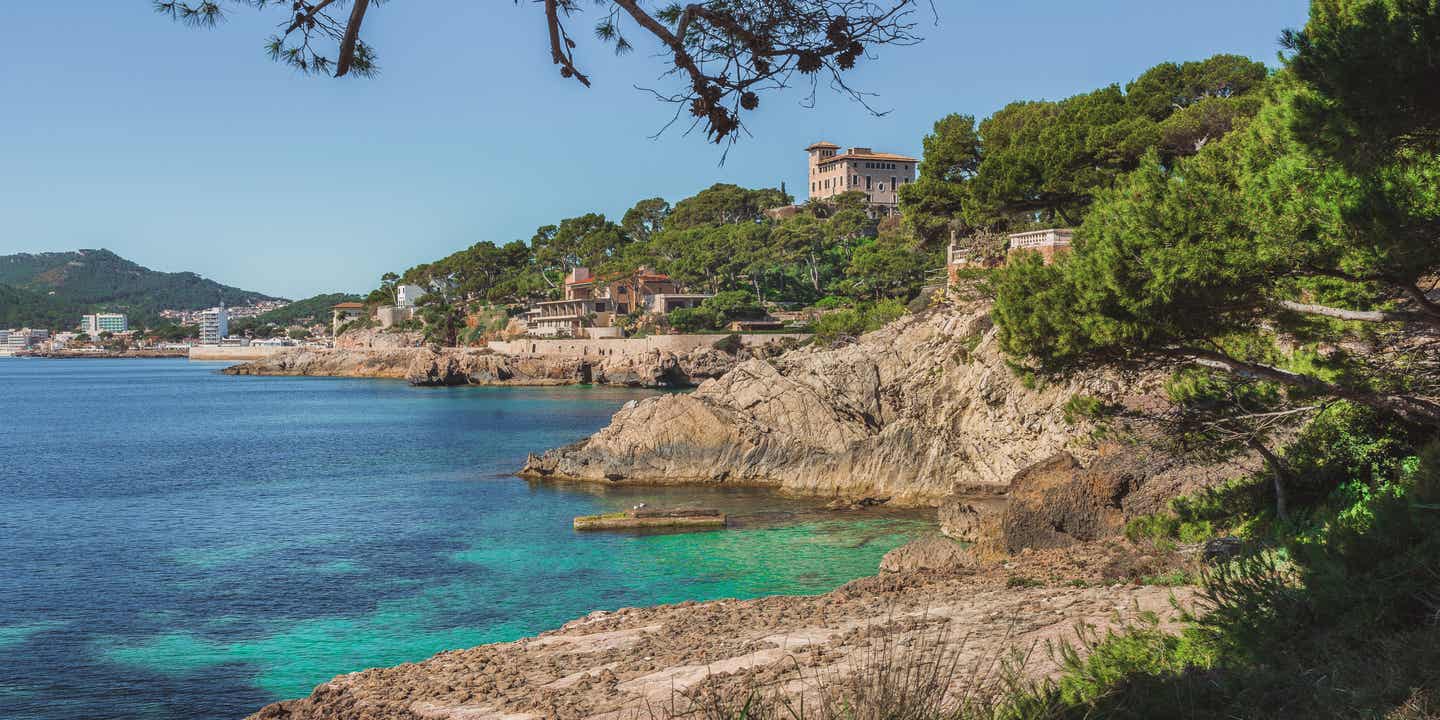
[332,302,365,309]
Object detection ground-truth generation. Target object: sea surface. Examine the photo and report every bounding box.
[0,359,929,720]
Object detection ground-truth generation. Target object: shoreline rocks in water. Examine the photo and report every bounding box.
[572,507,726,531]
[221,344,746,388]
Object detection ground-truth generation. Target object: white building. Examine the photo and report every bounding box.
[395,284,426,307]
[81,313,128,336]
[1,328,45,355]
[198,306,229,345]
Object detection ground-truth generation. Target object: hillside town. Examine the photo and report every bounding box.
[1,138,1076,361]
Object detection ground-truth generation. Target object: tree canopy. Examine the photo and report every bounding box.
[990,0,1440,427]
[899,54,1269,246]
[371,179,938,325]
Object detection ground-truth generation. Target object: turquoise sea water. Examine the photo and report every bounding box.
[0,359,929,720]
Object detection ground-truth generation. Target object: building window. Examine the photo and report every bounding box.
[865,176,872,190]
[617,303,628,314]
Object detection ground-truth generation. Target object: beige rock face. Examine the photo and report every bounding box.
[334,328,425,350]
[878,533,974,573]
[522,302,1157,506]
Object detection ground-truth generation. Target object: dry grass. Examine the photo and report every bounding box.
[637,618,1045,720]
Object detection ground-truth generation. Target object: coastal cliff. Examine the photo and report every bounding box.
[521,301,1170,506]
[221,344,742,388]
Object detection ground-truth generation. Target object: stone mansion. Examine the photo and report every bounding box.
[806,141,918,215]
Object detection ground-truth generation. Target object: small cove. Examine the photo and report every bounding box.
[0,358,931,720]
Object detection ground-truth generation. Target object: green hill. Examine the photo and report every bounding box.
[0,249,283,329]
[256,293,361,326]
[0,284,84,330]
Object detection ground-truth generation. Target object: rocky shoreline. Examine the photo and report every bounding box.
[520,301,1241,510]
[241,300,1267,720]
[23,349,190,359]
[248,537,1196,720]
[221,344,744,388]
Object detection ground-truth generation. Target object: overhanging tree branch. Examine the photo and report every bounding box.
[1164,346,1440,426]
[1274,299,1432,325]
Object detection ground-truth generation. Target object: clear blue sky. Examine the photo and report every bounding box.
[0,1,1310,300]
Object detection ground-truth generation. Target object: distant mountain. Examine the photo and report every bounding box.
[0,249,283,329]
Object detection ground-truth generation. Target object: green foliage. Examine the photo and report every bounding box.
[990,60,1440,425]
[1005,575,1043,589]
[0,283,83,329]
[258,293,362,326]
[417,292,465,346]
[1060,394,1106,425]
[703,290,765,321]
[1283,0,1440,169]
[842,236,934,301]
[900,56,1267,240]
[811,300,905,343]
[668,306,723,333]
[0,249,280,329]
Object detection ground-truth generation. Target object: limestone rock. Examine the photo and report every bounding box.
[522,301,1160,506]
[938,497,999,543]
[879,533,974,573]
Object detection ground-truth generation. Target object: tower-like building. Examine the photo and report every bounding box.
[198,305,228,345]
[805,141,918,215]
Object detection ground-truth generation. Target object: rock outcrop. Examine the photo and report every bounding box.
[521,302,1160,506]
[992,446,1265,553]
[222,345,742,388]
[878,533,974,573]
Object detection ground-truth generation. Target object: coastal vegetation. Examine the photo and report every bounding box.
[229,292,363,338]
[363,183,936,338]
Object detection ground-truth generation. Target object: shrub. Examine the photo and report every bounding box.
[1061,394,1106,424]
[669,306,722,332]
[812,308,868,343]
[703,290,765,321]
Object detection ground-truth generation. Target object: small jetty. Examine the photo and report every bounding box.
[573,507,726,531]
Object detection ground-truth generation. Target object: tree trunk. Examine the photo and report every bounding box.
[1248,438,1291,522]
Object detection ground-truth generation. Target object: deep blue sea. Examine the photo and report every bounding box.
[0,359,927,720]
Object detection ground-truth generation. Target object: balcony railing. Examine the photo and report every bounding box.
[1007,229,1074,249]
